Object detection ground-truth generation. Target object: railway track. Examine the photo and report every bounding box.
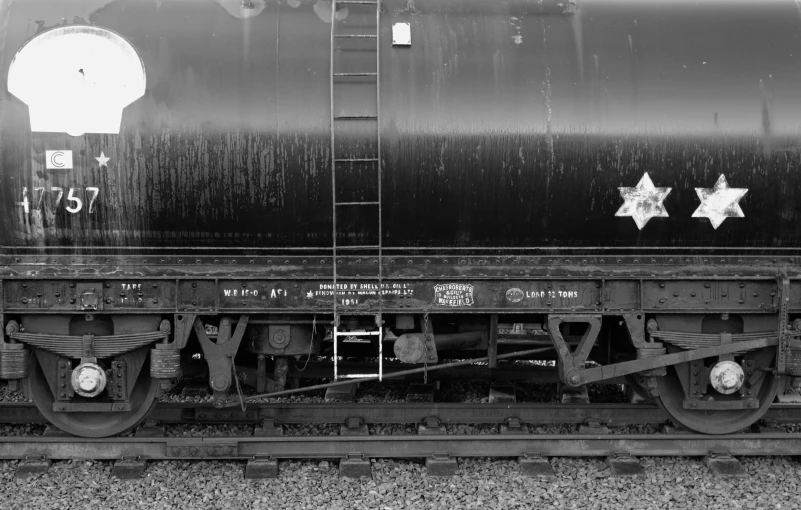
[3,401,800,479]
[4,431,801,479]
[3,401,801,427]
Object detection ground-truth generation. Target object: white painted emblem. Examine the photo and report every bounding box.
[692,175,748,229]
[393,23,411,46]
[434,283,474,307]
[95,152,110,168]
[505,288,524,303]
[45,150,73,169]
[615,172,672,229]
[7,26,146,136]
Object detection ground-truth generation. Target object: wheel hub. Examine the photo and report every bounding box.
[709,360,744,395]
[71,363,107,397]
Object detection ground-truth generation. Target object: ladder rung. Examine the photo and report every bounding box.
[336,0,378,4]
[335,34,378,39]
[338,374,380,379]
[335,158,379,162]
[334,72,377,77]
[335,201,380,206]
[336,245,381,250]
[334,115,378,120]
[335,331,381,336]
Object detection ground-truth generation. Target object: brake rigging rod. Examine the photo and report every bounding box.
[221,346,554,407]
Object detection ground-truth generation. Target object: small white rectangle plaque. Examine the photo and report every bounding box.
[392,23,411,46]
[45,150,73,169]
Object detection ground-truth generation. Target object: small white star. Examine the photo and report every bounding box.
[95,151,110,168]
[692,175,748,229]
[615,172,672,229]
[306,291,314,299]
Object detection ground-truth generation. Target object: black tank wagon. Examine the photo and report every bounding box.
[0,0,800,437]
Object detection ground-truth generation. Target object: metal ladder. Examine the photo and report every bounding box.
[330,0,384,381]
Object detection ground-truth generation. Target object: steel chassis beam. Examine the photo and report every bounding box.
[3,258,799,314]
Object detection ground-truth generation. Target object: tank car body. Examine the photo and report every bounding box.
[0,0,799,436]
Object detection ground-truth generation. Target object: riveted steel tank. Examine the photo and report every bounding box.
[1,0,799,251]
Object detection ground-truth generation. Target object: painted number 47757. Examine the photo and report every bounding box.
[16,187,99,214]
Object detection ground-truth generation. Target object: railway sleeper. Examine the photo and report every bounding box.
[244,456,279,479]
[14,457,52,479]
[134,420,166,438]
[339,453,372,479]
[499,417,526,435]
[417,416,445,435]
[340,417,369,436]
[577,418,609,435]
[425,453,458,477]
[8,450,760,480]
[488,383,516,403]
[111,456,148,480]
[253,418,284,437]
[405,383,435,402]
[324,382,357,402]
[704,454,747,478]
[604,453,644,477]
[518,454,556,479]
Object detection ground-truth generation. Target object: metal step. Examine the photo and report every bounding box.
[335,34,378,39]
[335,201,380,206]
[334,72,378,77]
[335,331,381,336]
[334,158,379,162]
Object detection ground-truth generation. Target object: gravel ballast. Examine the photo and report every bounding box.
[0,456,799,510]
[0,383,30,403]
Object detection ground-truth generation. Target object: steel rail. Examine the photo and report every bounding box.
[1,433,801,461]
[2,401,801,426]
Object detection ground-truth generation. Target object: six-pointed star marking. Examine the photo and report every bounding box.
[95,151,110,167]
[692,175,747,229]
[615,172,672,229]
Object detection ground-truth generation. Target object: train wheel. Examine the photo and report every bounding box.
[656,346,779,434]
[29,347,158,438]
